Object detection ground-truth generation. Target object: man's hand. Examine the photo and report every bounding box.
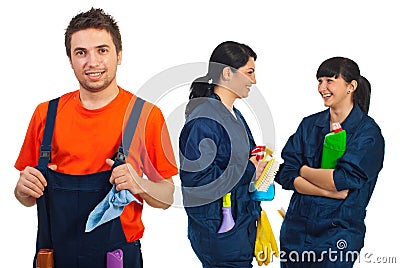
[106,159,175,209]
[15,165,57,206]
[105,159,144,195]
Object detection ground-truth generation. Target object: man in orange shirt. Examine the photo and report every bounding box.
[14,8,178,268]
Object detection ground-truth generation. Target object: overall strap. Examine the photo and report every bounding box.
[113,97,146,164]
[38,98,60,167]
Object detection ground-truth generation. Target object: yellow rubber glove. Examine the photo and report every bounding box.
[254,209,279,266]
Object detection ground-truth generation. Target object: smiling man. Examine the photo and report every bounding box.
[14,8,177,268]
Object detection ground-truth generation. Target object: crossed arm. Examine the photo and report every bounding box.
[293,165,348,199]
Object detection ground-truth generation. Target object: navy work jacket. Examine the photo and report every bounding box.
[179,95,261,267]
[276,104,385,253]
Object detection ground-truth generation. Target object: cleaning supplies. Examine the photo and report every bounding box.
[249,146,279,201]
[107,249,123,268]
[321,122,346,169]
[36,249,54,268]
[217,192,235,233]
[254,210,279,266]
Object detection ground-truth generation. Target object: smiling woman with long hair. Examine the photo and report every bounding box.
[276,56,385,268]
[179,41,262,267]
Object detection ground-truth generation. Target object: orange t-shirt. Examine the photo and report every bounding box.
[15,87,178,242]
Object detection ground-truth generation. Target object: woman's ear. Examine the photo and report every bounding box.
[349,79,358,92]
[221,66,232,81]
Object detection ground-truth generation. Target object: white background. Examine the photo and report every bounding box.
[1,0,399,267]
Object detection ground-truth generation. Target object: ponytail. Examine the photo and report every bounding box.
[354,75,371,114]
[189,74,214,99]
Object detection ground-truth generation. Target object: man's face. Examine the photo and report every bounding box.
[69,28,122,93]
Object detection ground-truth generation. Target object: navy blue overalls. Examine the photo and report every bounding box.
[33,97,145,268]
[180,96,261,268]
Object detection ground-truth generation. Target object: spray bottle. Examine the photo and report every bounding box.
[217,192,235,233]
[107,249,123,268]
[248,146,279,201]
[321,122,346,169]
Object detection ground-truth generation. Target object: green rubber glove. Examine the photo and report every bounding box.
[254,209,279,266]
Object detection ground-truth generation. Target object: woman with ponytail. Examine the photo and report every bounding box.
[179,41,263,267]
[276,57,385,267]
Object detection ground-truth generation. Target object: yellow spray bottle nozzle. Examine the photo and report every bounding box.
[222,192,232,208]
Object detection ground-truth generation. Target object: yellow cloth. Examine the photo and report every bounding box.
[254,209,279,266]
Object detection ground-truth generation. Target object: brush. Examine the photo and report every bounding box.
[249,146,279,201]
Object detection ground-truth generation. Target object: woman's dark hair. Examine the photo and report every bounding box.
[65,8,122,59]
[189,41,257,99]
[316,56,371,113]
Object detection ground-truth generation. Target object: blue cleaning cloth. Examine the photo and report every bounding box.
[85,185,142,232]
